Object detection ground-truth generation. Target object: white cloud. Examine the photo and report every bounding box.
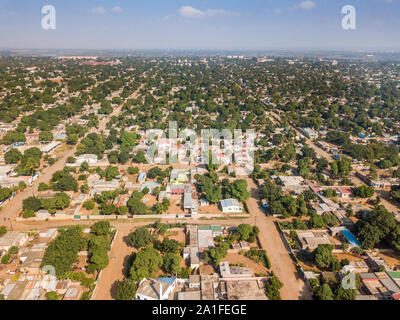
[91,7,107,15]
[178,6,234,19]
[179,6,204,18]
[111,6,123,13]
[291,1,316,11]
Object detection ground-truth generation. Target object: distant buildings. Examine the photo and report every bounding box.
[137,172,146,184]
[88,179,120,196]
[75,154,98,165]
[302,127,319,139]
[39,141,60,154]
[277,175,308,194]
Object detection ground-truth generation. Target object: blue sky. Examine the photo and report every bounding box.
[0,0,399,50]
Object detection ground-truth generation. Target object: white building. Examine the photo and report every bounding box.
[0,232,28,251]
[135,277,176,300]
[40,141,61,154]
[0,165,15,179]
[75,154,98,165]
[220,199,243,213]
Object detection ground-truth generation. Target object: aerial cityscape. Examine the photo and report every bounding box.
[0,0,399,307]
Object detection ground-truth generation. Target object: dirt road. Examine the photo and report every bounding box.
[0,86,143,226]
[245,178,312,300]
[92,224,135,300]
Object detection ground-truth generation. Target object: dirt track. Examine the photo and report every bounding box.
[245,178,312,300]
[92,224,135,300]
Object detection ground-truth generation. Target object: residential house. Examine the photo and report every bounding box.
[0,233,28,251]
[135,277,176,300]
[297,230,332,250]
[220,199,243,213]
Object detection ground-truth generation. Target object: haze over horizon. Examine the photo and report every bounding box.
[0,0,399,51]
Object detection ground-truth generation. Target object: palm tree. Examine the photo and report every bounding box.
[271,147,280,160]
[23,157,39,176]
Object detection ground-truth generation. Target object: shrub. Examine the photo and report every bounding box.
[45,292,59,300]
[22,209,36,219]
[83,200,95,211]
[115,279,137,300]
[8,246,19,255]
[1,254,11,264]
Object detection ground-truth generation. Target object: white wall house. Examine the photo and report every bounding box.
[220,199,243,213]
[135,277,176,300]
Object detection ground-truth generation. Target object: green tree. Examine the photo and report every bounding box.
[134,151,147,163]
[53,175,78,192]
[228,179,251,202]
[265,274,283,300]
[128,227,155,249]
[4,148,22,164]
[0,226,6,237]
[316,283,334,300]
[39,131,53,142]
[45,292,59,300]
[237,224,253,241]
[83,200,95,211]
[90,221,112,236]
[128,166,139,175]
[1,254,11,264]
[0,188,12,202]
[115,279,137,300]
[105,166,119,181]
[313,244,338,270]
[163,253,181,274]
[129,246,163,281]
[90,249,109,270]
[23,196,41,212]
[335,286,356,300]
[354,185,375,198]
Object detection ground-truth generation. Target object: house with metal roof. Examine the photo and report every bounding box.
[140,181,161,193]
[0,232,28,251]
[137,172,146,184]
[220,199,243,213]
[340,228,361,248]
[170,169,190,184]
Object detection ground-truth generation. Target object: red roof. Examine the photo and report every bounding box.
[392,292,400,300]
[309,185,321,193]
[337,186,352,194]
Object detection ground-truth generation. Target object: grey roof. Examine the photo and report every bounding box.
[220,199,241,208]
